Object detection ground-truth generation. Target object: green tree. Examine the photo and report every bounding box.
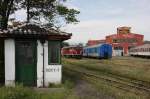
[0,0,80,29]
[62,42,69,48]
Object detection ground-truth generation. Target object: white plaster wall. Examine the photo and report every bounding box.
[113,50,123,56]
[37,40,62,87]
[37,40,44,87]
[5,39,15,86]
[44,41,62,87]
[45,65,62,86]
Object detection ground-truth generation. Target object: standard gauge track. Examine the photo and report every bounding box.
[64,66,150,94]
[65,61,150,90]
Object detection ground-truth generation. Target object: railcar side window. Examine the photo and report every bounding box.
[95,48,97,53]
[89,49,92,53]
[48,41,61,64]
[147,48,149,52]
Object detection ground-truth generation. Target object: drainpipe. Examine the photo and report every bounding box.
[40,39,45,87]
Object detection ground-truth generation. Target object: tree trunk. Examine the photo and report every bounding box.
[0,0,14,30]
[27,0,30,23]
[1,16,8,29]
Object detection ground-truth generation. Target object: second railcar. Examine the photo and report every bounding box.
[83,44,112,59]
[129,44,150,58]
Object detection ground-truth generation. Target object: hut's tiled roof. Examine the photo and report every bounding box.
[0,23,72,40]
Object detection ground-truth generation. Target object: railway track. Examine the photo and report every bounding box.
[64,66,150,95]
[64,60,150,89]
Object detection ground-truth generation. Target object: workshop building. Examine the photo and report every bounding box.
[106,27,144,56]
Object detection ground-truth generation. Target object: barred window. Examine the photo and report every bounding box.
[48,41,61,64]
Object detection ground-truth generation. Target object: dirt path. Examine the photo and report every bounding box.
[72,80,115,99]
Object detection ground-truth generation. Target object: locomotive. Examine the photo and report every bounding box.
[83,44,112,59]
[61,46,83,59]
[129,44,150,58]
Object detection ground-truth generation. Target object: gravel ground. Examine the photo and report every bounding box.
[73,80,115,99]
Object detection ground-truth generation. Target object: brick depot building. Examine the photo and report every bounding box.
[87,39,106,46]
[106,27,144,56]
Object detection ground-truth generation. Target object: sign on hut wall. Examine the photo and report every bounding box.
[45,65,62,85]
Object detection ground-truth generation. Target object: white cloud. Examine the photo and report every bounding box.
[62,16,150,44]
[10,9,27,21]
[61,0,80,11]
[9,0,150,44]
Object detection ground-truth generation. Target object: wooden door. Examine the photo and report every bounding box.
[15,40,37,86]
[0,40,4,84]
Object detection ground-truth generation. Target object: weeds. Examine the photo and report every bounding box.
[0,80,76,99]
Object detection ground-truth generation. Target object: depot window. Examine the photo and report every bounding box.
[48,41,61,64]
[113,39,117,43]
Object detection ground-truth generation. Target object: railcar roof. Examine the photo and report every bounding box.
[84,43,110,49]
[130,44,150,49]
[62,46,83,49]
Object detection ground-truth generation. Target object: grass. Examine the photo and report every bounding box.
[86,76,148,99]
[63,65,149,99]
[0,56,149,99]
[0,80,77,99]
[0,85,40,99]
[62,56,150,99]
[63,57,150,82]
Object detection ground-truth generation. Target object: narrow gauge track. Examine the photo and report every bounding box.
[64,66,150,94]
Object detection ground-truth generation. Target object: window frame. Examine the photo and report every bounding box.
[48,41,61,65]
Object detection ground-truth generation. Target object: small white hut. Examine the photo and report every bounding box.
[0,23,71,87]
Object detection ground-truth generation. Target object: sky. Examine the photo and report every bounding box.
[12,0,150,44]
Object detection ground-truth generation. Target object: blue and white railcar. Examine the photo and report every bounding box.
[83,44,112,59]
